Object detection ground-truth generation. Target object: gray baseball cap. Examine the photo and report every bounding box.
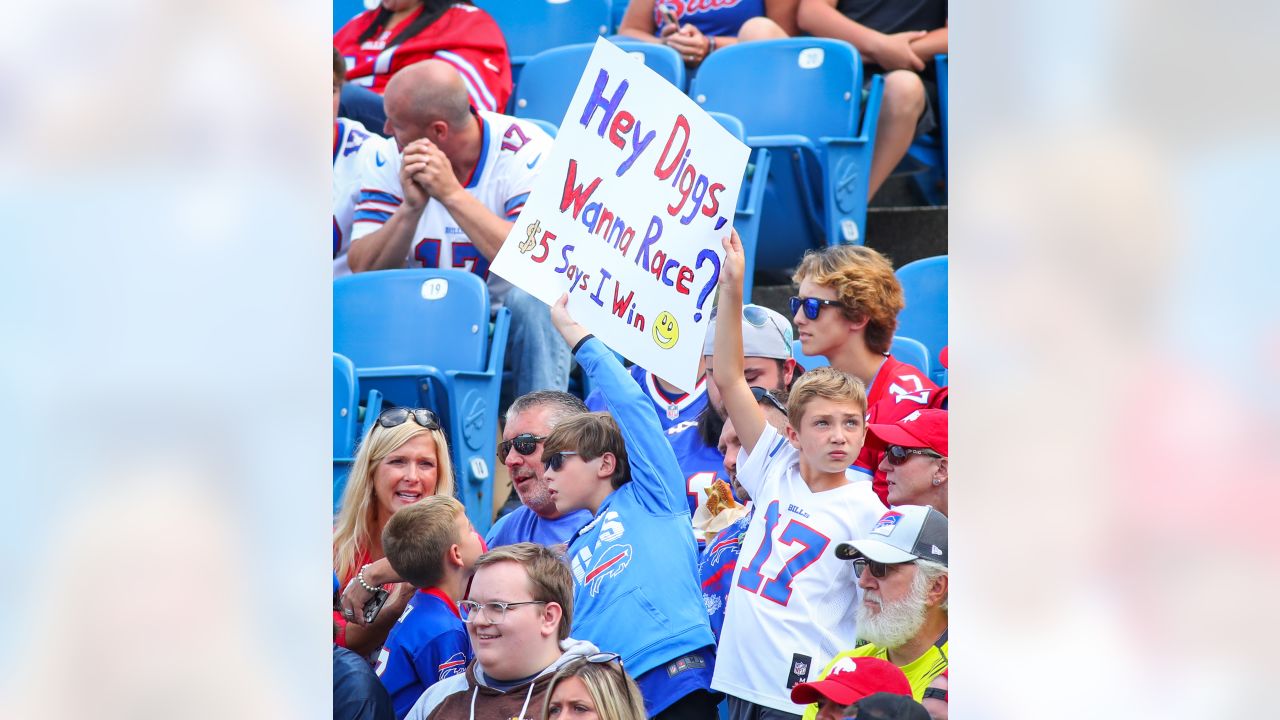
[702,304,794,359]
[834,505,948,567]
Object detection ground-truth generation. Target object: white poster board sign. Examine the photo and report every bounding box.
[490,38,749,392]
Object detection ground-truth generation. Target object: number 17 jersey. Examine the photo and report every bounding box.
[711,423,886,714]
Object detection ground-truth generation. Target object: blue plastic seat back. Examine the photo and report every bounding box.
[334,352,359,458]
[690,38,862,141]
[888,336,931,379]
[334,270,491,374]
[334,0,366,33]
[474,0,611,65]
[895,255,948,381]
[513,41,685,126]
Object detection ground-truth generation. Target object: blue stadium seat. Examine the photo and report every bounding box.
[334,352,359,459]
[334,388,384,516]
[473,0,612,83]
[894,255,948,385]
[792,335,931,379]
[690,38,884,271]
[334,269,510,533]
[707,111,771,304]
[334,0,368,33]
[902,54,949,206]
[512,40,686,128]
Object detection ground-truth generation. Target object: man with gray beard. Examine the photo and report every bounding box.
[798,506,949,718]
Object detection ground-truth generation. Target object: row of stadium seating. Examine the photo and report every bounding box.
[332,257,946,530]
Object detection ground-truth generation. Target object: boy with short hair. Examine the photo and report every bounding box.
[375,496,485,719]
[711,231,887,720]
[543,296,719,719]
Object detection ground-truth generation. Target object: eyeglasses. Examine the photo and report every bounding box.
[457,599,549,624]
[377,408,441,430]
[750,386,788,415]
[499,433,547,459]
[789,296,847,321]
[851,557,912,578]
[884,445,944,465]
[545,451,578,472]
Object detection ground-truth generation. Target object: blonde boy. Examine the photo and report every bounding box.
[710,232,887,720]
[376,496,484,719]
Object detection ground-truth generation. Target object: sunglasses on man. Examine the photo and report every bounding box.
[789,296,848,321]
[498,433,547,460]
[851,557,913,579]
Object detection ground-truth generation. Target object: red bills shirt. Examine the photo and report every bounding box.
[334,3,512,111]
[853,355,942,504]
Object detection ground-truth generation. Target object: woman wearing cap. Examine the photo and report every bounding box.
[542,653,647,720]
[333,408,456,655]
[868,409,948,516]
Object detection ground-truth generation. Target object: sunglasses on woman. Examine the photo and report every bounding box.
[545,451,578,472]
[884,444,944,465]
[498,433,547,459]
[789,296,847,321]
[377,407,440,430]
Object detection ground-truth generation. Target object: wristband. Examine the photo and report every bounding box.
[571,334,595,355]
[357,564,379,593]
[708,36,717,53]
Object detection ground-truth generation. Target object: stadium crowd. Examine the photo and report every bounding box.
[333,2,947,719]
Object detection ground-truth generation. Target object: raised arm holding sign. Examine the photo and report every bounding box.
[491,38,750,393]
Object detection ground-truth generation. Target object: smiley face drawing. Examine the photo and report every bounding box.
[652,311,679,349]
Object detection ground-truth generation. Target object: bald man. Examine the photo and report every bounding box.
[348,60,570,399]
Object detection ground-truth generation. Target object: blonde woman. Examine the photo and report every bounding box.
[543,654,647,720]
[333,408,454,655]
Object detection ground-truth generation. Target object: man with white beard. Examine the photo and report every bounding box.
[798,506,949,717]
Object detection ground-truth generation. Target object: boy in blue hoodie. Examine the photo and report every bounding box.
[542,294,719,719]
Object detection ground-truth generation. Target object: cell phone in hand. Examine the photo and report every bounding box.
[363,588,390,624]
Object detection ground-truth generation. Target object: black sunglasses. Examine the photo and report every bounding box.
[545,451,578,472]
[750,386,787,415]
[885,444,943,466]
[789,295,847,321]
[851,557,910,579]
[499,433,547,459]
[377,408,440,430]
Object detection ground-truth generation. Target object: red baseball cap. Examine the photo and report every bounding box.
[866,409,948,457]
[790,655,912,707]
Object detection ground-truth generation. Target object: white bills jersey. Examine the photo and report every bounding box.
[350,111,551,304]
[333,118,389,278]
[711,423,887,713]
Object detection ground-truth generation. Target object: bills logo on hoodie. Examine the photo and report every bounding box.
[572,544,634,597]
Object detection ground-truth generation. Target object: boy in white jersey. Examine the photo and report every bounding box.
[333,47,391,278]
[710,231,887,720]
[347,59,570,399]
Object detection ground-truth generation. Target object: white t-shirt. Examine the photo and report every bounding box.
[350,111,551,305]
[332,118,389,278]
[711,423,887,713]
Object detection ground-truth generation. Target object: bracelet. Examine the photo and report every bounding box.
[357,564,379,593]
[708,36,717,53]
